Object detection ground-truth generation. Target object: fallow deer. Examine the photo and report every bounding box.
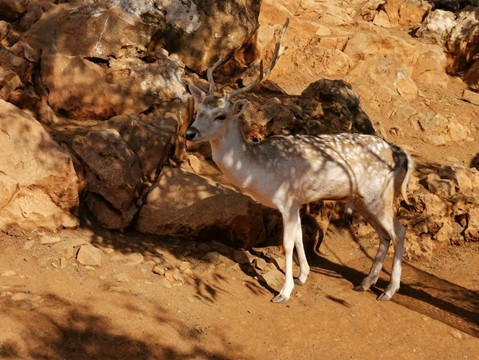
[185,19,413,303]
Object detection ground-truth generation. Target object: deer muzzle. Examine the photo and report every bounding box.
[185,127,199,141]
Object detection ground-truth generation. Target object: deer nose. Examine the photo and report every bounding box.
[185,127,199,141]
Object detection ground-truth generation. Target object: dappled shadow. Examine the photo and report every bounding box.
[85,227,227,304]
[80,218,268,304]
[0,293,240,360]
[150,0,260,74]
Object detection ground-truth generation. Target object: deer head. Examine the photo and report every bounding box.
[185,18,289,143]
[185,84,248,142]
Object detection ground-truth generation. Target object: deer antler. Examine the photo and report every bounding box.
[206,57,224,98]
[263,17,289,77]
[204,18,289,101]
[227,17,289,99]
[227,59,265,99]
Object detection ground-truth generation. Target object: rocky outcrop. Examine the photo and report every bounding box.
[0,0,478,260]
[15,1,189,120]
[1,0,259,232]
[404,165,479,258]
[8,0,259,120]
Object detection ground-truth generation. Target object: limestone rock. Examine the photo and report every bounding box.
[344,32,448,102]
[136,167,275,248]
[446,9,479,73]
[16,1,189,120]
[412,112,470,145]
[102,111,179,180]
[0,0,28,22]
[397,0,432,29]
[298,79,376,135]
[76,244,102,266]
[0,100,79,233]
[72,128,142,229]
[39,51,186,120]
[259,268,284,290]
[149,0,261,73]
[70,106,183,229]
[464,59,479,90]
[21,0,259,73]
[464,208,479,242]
[383,0,432,29]
[416,9,456,44]
[20,2,158,61]
[462,89,479,106]
[394,70,418,100]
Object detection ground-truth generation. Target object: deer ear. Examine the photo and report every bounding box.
[189,84,206,103]
[231,99,248,118]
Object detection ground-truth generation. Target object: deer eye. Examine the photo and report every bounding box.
[215,114,226,121]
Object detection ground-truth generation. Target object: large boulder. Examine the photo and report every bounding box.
[136,167,279,248]
[39,51,186,120]
[298,79,376,135]
[72,128,143,229]
[102,111,180,181]
[446,8,479,74]
[71,108,181,229]
[416,8,479,79]
[19,1,159,61]
[0,100,79,233]
[148,0,261,73]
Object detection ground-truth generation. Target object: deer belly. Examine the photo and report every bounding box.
[293,168,355,203]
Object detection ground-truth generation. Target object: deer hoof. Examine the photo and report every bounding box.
[353,285,366,292]
[294,276,307,285]
[271,294,290,303]
[376,292,392,301]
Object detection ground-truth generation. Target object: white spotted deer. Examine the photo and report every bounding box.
[185,19,413,303]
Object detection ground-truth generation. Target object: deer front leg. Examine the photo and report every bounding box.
[272,206,302,303]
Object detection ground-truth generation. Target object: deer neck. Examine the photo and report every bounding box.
[210,120,255,187]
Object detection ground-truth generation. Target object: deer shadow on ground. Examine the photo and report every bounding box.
[304,224,479,339]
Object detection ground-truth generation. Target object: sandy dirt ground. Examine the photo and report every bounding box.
[0,223,478,359]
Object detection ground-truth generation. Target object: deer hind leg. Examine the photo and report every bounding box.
[353,198,405,301]
[272,205,307,303]
[294,220,310,285]
[378,216,405,301]
[353,232,390,293]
